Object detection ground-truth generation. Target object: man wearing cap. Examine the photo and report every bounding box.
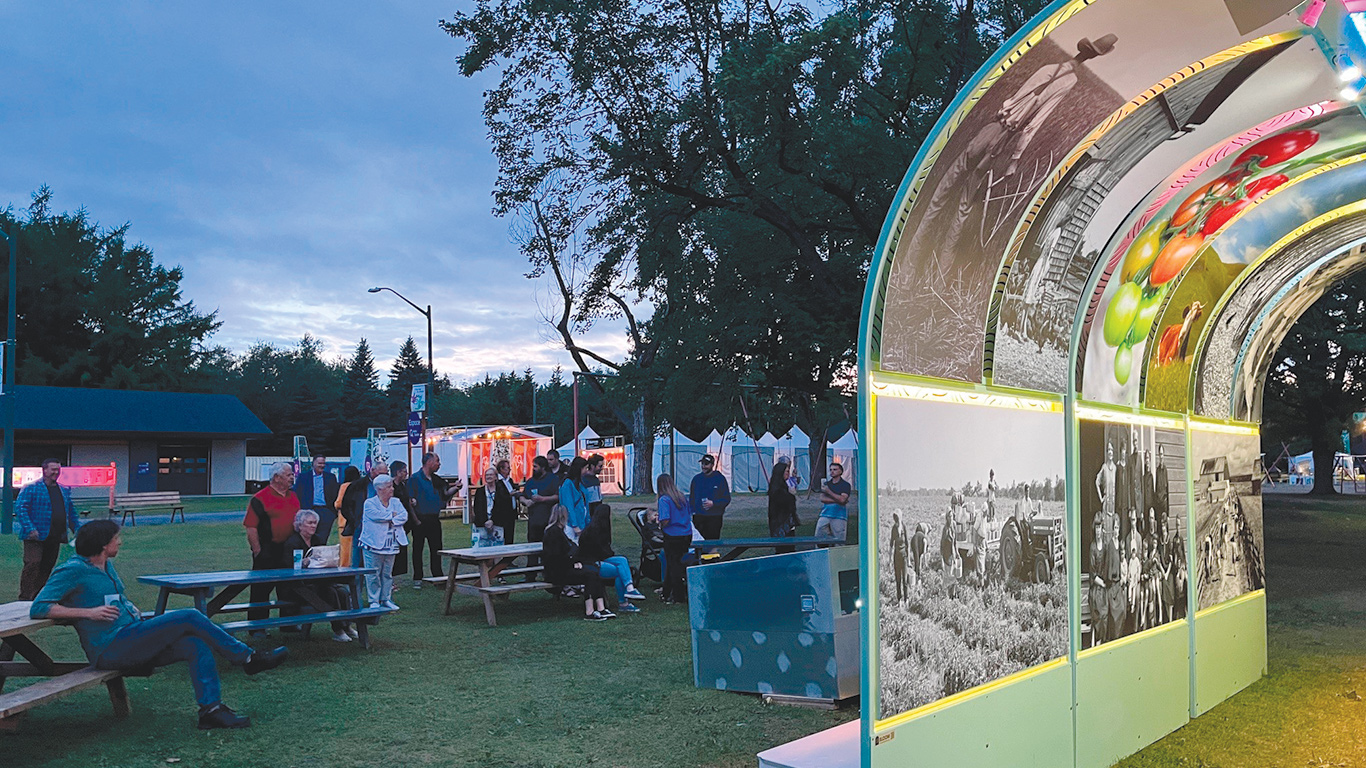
[689,454,730,540]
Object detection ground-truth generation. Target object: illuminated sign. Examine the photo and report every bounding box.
[11,464,118,488]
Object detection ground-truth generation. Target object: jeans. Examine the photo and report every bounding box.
[363,549,397,606]
[661,535,691,602]
[595,556,633,601]
[814,516,847,542]
[96,609,252,707]
[19,537,62,600]
[410,515,444,580]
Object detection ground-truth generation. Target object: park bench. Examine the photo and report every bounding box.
[419,566,539,586]
[111,491,185,525]
[437,543,552,626]
[0,601,145,729]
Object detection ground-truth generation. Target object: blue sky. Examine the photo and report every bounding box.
[0,1,628,382]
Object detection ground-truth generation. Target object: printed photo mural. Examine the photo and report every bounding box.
[1078,420,1188,649]
[877,396,1066,719]
[1191,429,1265,611]
[1081,107,1366,407]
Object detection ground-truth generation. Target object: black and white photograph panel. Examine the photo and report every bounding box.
[876,395,1067,720]
[1191,429,1266,611]
[1078,420,1189,650]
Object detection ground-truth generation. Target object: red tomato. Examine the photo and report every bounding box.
[1200,174,1289,235]
[1150,231,1205,285]
[1233,130,1318,168]
[1170,173,1241,228]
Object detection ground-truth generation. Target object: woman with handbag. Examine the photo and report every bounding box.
[472,467,517,546]
[283,510,355,642]
[542,504,611,621]
[360,474,408,611]
[767,461,799,555]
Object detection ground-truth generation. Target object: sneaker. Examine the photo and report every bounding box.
[198,703,251,730]
[624,587,647,601]
[584,611,607,622]
[598,608,616,619]
[618,602,641,613]
[382,601,400,611]
[412,581,422,590]
[332,631,353,643]
[248,630,268,639]
[345,626,359,640]
[244,646,288,676]
[653,587,664,596]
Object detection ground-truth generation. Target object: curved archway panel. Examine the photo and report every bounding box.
[1076,108,1365,407]
[991,37,1326,393]
[1233,245,1366,421]
[1140,149,1366,411]
[1195,217,1366,418]
[875,0,1298,382]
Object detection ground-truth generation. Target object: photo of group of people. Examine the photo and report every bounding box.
[1191,429,1266,610]
[1079,420,1188,649]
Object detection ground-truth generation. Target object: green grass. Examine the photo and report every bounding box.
[1120,493,1366,768]
[1,494,857,768]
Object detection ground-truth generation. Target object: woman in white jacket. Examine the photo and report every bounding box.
[361,474,408,610]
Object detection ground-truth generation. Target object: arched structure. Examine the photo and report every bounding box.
[858,2,1366,766]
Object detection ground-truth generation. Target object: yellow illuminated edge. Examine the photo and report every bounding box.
[1075,612,1189,660]
[1075,404,1184,429]
[874,656,1070,733]
[870,372,1062,412]
[1193,587,1266,620]
[1187,418,1260,435]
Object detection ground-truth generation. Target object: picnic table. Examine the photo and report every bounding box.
[0,601,135,727]
[138,567,389,648]
[438,542,547,626]
[691,536,843,562]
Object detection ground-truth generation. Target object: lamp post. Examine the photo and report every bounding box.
[368,285,434,425]
[0,228,15,534]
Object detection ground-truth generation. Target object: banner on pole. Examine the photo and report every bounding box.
[408,412,423,446]
[410,384,427,413]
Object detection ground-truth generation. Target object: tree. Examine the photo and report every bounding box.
[2,187,220,389]
[1262,272,1366,495]
[444,0,1049,489]
[340,339,386,439]
[386,336,429,423]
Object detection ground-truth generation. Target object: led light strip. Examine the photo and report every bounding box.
[1187,419,1259,435]
[870,375,1061,413]
[1074,405,1184,429]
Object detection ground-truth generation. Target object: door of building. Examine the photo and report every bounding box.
[157,444,210,495]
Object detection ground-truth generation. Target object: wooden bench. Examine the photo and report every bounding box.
[420,566,539,586]
[218,606,391,634]
[111,491,184,525]
[453,581,554,598]
[0,667,130,727]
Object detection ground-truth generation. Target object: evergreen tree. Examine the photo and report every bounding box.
[340,339,386,437]
[387,335,429,422]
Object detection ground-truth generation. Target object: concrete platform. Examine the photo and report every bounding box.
[757,719,859,768]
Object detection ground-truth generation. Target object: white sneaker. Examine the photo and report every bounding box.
[345,626,359,640]
[412,581,422,590]
[382,601,400,611]
[332,631,353,643]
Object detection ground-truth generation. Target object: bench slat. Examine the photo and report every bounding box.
[454,581,554,597]
[422,566,540,585]
[218,606,392,633]
[0,667,120,719]
[213,601,300,614]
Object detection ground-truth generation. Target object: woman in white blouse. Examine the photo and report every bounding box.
[361,474,408,610]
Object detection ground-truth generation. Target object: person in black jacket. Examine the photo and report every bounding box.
[767,461,799,555]
[542,505,611,621]
[472,467,517,544]
[282,510,353,642]
[578,504,647,613]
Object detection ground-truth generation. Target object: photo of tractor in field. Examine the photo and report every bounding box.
[938,488,1065,585]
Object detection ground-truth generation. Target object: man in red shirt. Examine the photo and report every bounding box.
[243,462,300,635]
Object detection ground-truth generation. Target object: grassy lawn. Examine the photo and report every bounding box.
[1,494,858,768]
[1122,493,1366,768]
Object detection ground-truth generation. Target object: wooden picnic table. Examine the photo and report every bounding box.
[438,542,547,626]
[138,567,388,648]
[0,601,132,727]
[691,536,843,562]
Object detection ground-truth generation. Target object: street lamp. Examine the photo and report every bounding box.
[0,229,15,534]
[368,286,434,419]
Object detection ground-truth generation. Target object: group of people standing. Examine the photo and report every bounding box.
[1089,440,1186,645]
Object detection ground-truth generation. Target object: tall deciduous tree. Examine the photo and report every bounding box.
[2,187,220,389]
[1262,272,1366,495]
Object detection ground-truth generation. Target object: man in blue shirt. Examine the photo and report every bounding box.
[522,456,562,571]
[815,462,853,542]
[293,455,340,542]
[31,520,288,729]
[689,454,730,540]
[407,453,460,584]
[16,458,81,600]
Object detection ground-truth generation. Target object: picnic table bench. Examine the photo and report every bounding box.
[139,567,389,648]
[111,491,185,525]
[0,601,140,728]
[691,536,843,563]
[437,543,548,626]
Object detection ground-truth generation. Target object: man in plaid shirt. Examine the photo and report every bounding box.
[16,458,81,599]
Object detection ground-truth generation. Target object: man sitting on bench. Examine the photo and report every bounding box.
[29,520,289,730]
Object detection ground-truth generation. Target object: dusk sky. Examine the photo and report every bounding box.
[0,1,630,383]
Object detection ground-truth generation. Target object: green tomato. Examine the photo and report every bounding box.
[1126,289,1166,346]
[1120,219,1165,283]
[1114,344,1134,385]
[1103,282,1143,348]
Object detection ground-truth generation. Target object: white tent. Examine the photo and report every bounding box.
[652,427,707,484]
[827,428,859,490]
[774,425,812,489]
[756,431,779,447]
[723,424,773,492]
[557,424,601,456]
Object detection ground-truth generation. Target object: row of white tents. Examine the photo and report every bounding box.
[559,424,859,494]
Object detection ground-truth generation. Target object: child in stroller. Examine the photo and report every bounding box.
[628,506,664,583]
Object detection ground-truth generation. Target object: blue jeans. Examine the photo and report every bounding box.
[595,556,633,600]
[95,609,253,707]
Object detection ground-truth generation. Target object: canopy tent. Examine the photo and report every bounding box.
[756,431,779,447]
[651,427,708,484]
[556,424,600,456]
[723,424,773,492]
[826,428,858,490]
[377,425,554,518]
[772,425,812,489]
[558,424,628,496]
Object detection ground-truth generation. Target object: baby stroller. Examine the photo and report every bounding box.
[628,506,663,583]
